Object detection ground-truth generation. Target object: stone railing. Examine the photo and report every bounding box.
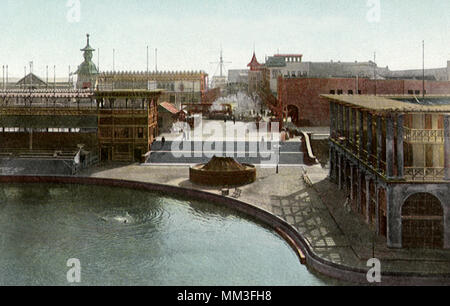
[404,128,444,144]
[404,167,445,181]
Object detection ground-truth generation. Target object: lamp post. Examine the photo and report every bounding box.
[274,144,281,174]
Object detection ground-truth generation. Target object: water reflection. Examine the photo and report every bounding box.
[0,183,340,286]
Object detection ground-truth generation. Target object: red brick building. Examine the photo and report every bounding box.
[277,77,450,127]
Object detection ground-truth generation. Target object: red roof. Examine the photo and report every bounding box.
[159,102,179,114]
[247,52,262,71]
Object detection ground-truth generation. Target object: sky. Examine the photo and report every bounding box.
[0,0,449,80]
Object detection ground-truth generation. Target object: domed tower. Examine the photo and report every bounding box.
[76,34,99,89]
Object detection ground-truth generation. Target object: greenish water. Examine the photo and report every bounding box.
[0,184,339,286]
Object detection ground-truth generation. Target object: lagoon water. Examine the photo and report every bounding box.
[0,184,339,286]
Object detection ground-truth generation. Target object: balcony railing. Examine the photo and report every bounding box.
[404,128,444,144]
[404,167,445,181]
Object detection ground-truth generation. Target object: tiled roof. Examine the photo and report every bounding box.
[159,102,179,114]
[321,94,450,113]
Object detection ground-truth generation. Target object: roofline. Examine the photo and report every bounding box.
[274,54,303,57]
[321,94,450,114]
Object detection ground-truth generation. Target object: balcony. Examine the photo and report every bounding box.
[404,167,445,182]
[404,128,444,144]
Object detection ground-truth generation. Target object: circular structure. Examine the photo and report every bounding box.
[190,156,256,187]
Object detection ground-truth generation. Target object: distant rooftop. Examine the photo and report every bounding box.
[321,94,450,113]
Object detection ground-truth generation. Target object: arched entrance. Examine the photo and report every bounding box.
[287,105,299,126]
[402,193,444,249]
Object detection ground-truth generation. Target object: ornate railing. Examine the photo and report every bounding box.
[404,128,444,144]
[404,167,445,181]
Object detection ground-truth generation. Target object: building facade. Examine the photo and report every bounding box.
[264,54,305,93]
[277,77,450,126]
[0,89,162,168]
[95,90,162,162]
[323,94,450,249]
[97,71,207,109]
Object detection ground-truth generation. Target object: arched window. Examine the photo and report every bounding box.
[402,193,443,249]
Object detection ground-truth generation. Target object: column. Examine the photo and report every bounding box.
[445,115,450,180]
[359,110,364,157]
[366,112,373,164]
[357,169,362,213]
[329,146,334,179]
[343,159,347,191]
[397,114,404,179]
[352,108,357,148]
[365,176,371,224]
[386,116,395,179]
[375,185,380,235]
[334,104,339,139]
[29,128,33,151]
[377,116,383,171]
[350,165,354,201]
[334,150,339,184]
[338,153,343,190]
[339,104,344,138]
[330,103,335,138]
[346,106,350,146]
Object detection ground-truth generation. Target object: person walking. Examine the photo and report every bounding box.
[161,137,166,149]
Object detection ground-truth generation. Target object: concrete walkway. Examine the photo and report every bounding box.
[78,163,450,283]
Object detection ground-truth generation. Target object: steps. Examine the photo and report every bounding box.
[147,141,305,165]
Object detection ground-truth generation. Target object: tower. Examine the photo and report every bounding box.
[76,34,99,89]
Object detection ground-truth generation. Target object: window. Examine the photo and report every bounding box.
[137,128,144,139]
[408,90,414,94]
[116,144,129,153]
[337,89,343,95]
[415,90,420,95]
[348,90,354,95]
[330,90,336,94]
[114,128,130,139]
[358,90,362,95]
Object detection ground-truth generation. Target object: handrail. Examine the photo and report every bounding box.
[300,131,317,161]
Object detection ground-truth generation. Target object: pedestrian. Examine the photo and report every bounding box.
[161,137,166,149]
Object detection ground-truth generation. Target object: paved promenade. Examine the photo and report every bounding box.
[79,163,450,284]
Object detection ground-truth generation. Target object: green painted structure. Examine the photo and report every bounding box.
[76,34,99,89]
